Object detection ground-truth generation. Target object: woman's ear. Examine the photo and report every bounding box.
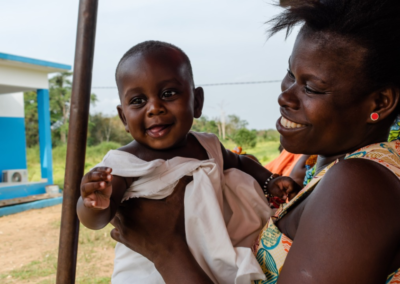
[117,105,130,133]
[193,87,204,119]
[368,87,400,123]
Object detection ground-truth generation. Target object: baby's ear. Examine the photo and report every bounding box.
[116,105,130,133]
[193,87,204,118]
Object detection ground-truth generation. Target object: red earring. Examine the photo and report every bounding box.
[370,112,379,121]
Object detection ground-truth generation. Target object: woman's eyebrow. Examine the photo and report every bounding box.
[288,56,328,85]
[307,74,328,84]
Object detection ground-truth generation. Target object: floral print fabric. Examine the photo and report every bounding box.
[253,140,400,284]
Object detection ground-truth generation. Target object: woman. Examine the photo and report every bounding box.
[110,0,400,283]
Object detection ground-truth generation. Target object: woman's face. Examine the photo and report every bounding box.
[277,31,374,156]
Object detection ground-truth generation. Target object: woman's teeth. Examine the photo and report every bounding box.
[280,117,305,129]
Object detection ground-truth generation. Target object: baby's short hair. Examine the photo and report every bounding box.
[115,40,194,85]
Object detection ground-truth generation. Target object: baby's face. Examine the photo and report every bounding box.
[117,49,202,150]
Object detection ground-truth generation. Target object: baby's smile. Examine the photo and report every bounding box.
[146,123,173,138]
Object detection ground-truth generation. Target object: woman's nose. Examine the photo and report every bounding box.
[278,80,300,110]
[147,99,166,117]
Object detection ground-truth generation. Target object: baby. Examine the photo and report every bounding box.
[77,41,300,284]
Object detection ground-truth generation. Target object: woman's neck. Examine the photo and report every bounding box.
[315,130,390,173]
[315,153,346,175]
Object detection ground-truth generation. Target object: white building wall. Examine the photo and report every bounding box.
[0,93,24,118]
[0,65,48,92]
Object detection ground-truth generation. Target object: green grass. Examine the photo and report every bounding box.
[78,223,116,249]
[222,139,280,165]
[0,224,115,284]
[26,140,280,187]
[27,142,121,188]
[0,253,57,280]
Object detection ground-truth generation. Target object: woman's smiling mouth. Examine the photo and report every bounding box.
[280,116,306,129]
[146,124,173,138]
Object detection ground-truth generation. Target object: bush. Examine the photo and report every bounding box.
[257,129,280,142]
[191,116,219,135]
[230,128,257,149]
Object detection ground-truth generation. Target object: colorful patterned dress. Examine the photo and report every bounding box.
[253,140,400,284]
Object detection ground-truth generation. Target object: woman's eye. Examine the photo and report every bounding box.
[162,90,177,99]
[131,97,146,105]
[304,86,325,95]
[287,69,295,80]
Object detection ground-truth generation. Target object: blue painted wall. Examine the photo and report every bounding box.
[0,196,63,217]
[0,182,46,200]
[0,117,27,182]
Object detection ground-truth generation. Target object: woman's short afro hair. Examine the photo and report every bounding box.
[268,0,400,91]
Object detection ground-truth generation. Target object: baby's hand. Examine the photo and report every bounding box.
[80,167,113,210]
[268,176,302,202]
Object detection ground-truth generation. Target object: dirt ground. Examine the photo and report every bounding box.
[0,204,115,283]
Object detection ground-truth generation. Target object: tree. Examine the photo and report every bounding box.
[87,113,132,146]
[230,128,257,149]
[24,91,39,147]
[49,72,72,144]
[49,72,97,145]
[191,116,219,136]
[225,115,248,137]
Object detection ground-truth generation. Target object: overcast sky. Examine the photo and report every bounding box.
[1,0,299,130]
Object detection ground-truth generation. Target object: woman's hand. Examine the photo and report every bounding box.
[110,176,190,262]
[110,176,213,284]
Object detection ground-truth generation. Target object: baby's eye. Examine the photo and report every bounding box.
[130,97,146,105]
[161,90,178,99]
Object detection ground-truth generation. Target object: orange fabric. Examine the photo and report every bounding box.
[265,149,303,176]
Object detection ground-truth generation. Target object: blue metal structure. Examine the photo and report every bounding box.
[37,89,54,185]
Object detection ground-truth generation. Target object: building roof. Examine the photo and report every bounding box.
[0,53,72,94]
[0,52,71,73]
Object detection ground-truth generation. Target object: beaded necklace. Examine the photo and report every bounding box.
[303,155,317,186]
[388,114,400,142]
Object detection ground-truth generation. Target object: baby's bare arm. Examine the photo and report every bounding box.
[77,167,129,230]
[220,143,273,190]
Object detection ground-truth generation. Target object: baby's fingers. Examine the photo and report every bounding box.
[83,196,97,208]
[81,181,108,197]
[269,186,287,199]
[279,179,301,200]
[82,194,110,209]
[287,186,301,200]
[82,167,113,183]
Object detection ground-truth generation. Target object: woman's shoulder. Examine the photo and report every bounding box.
[279,157,400,284]
[345,140,400,179]
[316,140,400,207]
[311,157,400,225]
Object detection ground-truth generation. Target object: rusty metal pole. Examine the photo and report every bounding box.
[56,0,98,283]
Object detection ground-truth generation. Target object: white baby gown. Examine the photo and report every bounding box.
[94,132,271,284]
